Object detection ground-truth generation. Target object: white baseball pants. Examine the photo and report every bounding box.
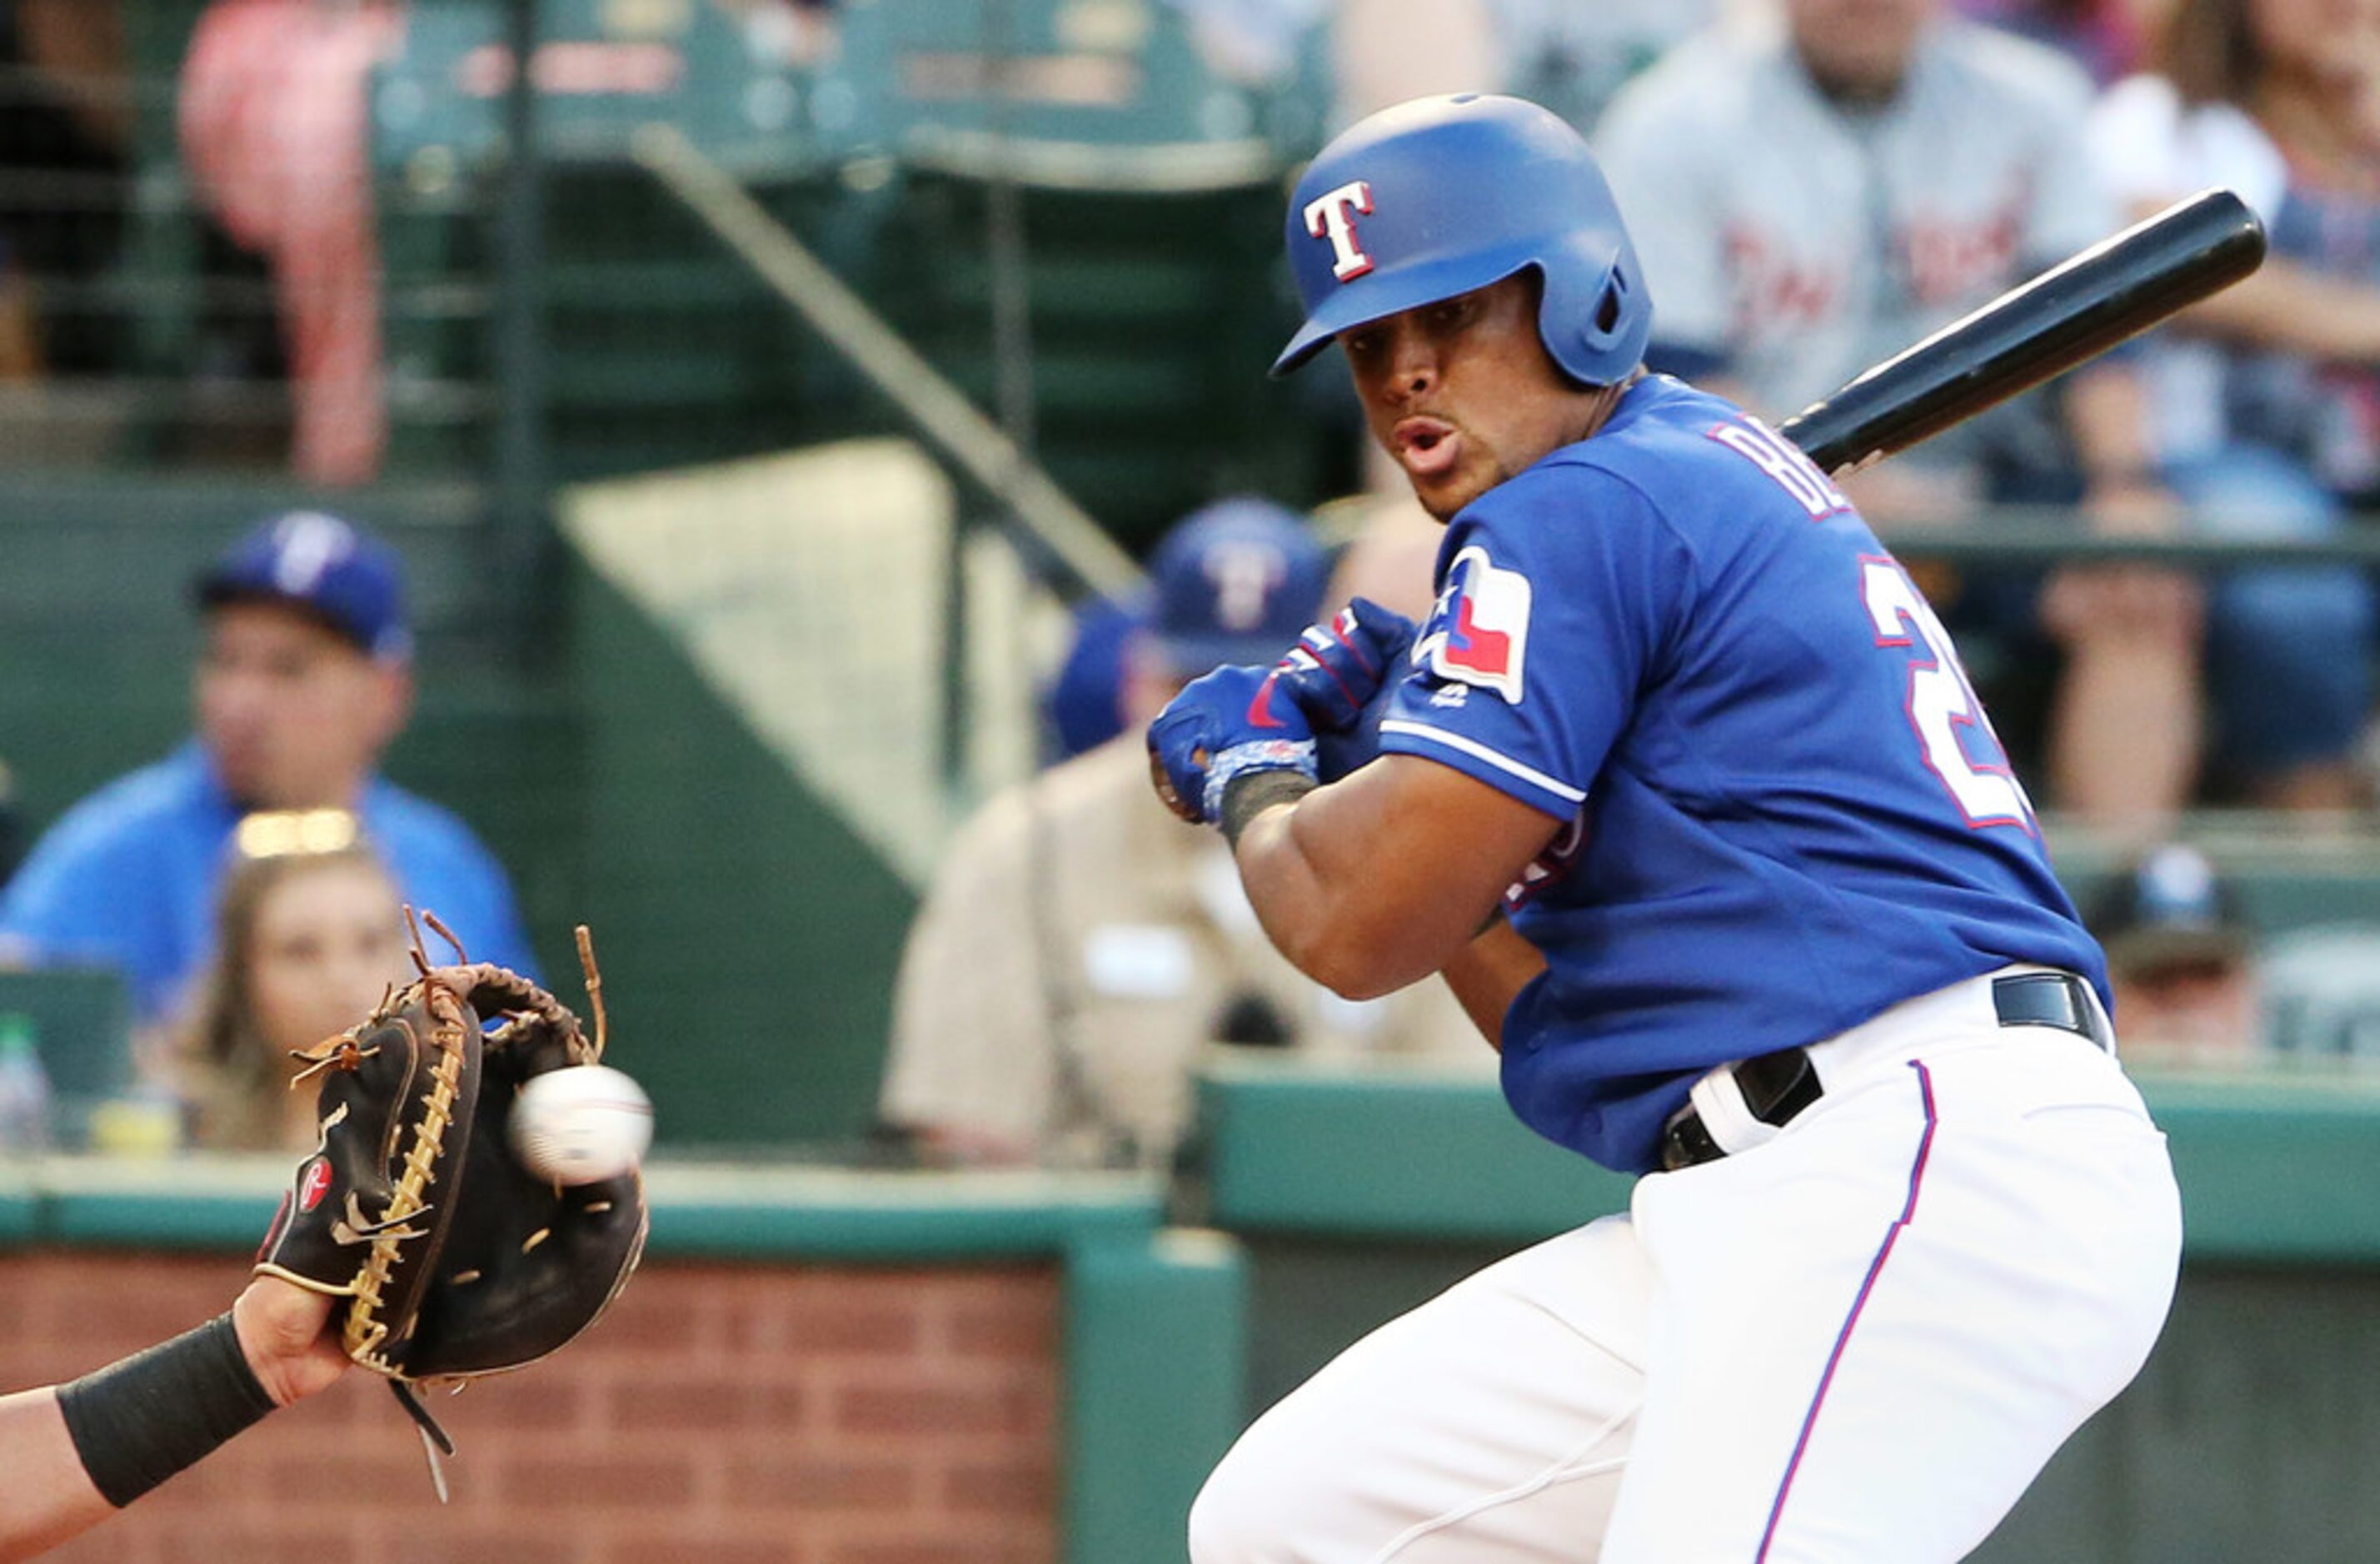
[1189,966,2183,1562]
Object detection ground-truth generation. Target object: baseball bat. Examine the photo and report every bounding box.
[1774,188,2266,476]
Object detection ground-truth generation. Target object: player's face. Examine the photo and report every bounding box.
[1340,275,1611,521]
[197,602,409,809]
[246,858,410,1058]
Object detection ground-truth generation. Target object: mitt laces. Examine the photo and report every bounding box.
[576,924,608,1060]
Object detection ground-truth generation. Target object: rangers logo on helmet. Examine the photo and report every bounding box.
[1303,181,1377,281]
[1273,94,1651,386]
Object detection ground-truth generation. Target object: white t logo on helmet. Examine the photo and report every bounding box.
[1303,180,1376,281]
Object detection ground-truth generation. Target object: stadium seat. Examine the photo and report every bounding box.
[825,0,1332,547]
[371,0,895,480]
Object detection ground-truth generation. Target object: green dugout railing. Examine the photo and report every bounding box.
[1197,1055,2380,1261]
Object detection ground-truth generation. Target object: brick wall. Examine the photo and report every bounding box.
[0,1252,1061,1564]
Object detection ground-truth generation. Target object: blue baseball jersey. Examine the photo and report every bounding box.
[0,743,539,1024]
[1377,376,2106,1173]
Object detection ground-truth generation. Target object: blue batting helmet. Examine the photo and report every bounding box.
[1271,93,1651,386]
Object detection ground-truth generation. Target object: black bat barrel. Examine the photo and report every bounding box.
[1775,188,2267,475]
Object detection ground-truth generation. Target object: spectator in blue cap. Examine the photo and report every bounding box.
[2086,844,2260,1066]
[884,498,1481,1171]
[1045,497,1338,760]
[0,511,537,1032]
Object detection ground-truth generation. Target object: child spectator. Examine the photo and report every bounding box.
[175,810,409,1151]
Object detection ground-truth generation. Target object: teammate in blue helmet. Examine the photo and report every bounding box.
[1151,94,2180,1561]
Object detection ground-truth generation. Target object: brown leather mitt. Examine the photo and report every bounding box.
[255,915,648,1479]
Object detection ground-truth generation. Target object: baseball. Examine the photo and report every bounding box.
[510,1065,653,1185]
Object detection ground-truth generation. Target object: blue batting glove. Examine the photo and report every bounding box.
[1268,598,1419,733]
[1147,665,1319,826]
[1316,685,1395,784]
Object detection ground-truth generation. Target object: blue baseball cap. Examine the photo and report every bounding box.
[2088,844,2253,974]
[1148,498,1329,675]
[196,511,412,663]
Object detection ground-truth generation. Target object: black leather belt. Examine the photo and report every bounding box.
[1657,972,2110,1173]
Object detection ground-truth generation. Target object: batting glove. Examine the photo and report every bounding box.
[1269,598,1419,733]
[1316,690,1394,785]
[1147,665,1318,826]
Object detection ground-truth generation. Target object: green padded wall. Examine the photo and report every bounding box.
[564,556,912,1149]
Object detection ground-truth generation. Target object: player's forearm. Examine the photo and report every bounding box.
[0,1388,119,1562]
[1235,788,1493,1001]
[1438,917,1547,1053]
[0,1293,320,1562]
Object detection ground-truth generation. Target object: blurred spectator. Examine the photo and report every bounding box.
[0,756,21,889]
[1493,0,1727,128]
[1168,0,1332,88]
[173,809,409,1151]
[9,1,130,149]
[1594,0,2218,834]
[1955,0,2146,82]
[0,0,130,380]
[1332,0,1501,121]
[1323,495,1447,622]
[1043,590,1150,764]
[0,0,128,371]
[2088,842,2262,1065]
[0,240,38,382]
[0,511,536,1027]
[2261,920,2380,1059]
[1048,492,1453,765]
[178,0,401,487]
[2085,0,2380,810]
[1331,0,1722,127]
[881,498,1483,1171]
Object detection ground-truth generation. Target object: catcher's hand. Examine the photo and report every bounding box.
[254,913,647,1478]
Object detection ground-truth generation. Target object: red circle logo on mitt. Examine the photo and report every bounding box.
[299,1157,334,1213]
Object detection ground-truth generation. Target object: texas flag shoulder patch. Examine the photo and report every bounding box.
[1417,544,1532,705]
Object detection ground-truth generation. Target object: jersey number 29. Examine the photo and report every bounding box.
[1859,558,2036,830]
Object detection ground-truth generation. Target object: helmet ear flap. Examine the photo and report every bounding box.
[1536,237,1650,386]
[1592,265,1632,337]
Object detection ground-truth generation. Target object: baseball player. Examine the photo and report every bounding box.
[1152,94,2181,1561]
[0,1277,342,1559]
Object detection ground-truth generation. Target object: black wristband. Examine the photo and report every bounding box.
[55,1312,277,1507]
[1220,769,1317,850]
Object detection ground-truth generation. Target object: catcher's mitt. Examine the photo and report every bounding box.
[255,913,648,1482]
